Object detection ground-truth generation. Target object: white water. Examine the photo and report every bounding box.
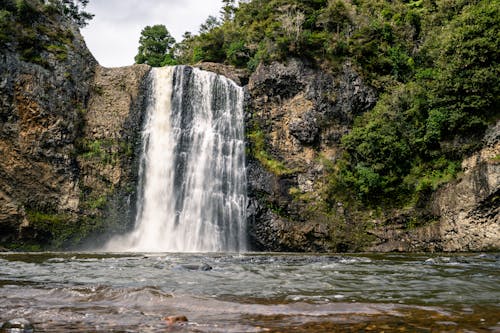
[106,66,247,252]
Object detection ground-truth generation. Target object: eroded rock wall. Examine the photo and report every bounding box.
[0,17,96,248]
[244,57,498,252]
[76,64,151,247]
[245,58,376,251]
[0,10,151,249]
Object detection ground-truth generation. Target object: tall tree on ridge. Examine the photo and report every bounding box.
[135,24,176,67]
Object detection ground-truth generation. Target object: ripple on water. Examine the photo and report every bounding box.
[0,252,498,332]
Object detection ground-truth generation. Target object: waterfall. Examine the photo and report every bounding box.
[106,66,247,252]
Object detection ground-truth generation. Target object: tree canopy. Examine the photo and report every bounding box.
[134,0,499,212]
[171,0,499,210]
[134,24,176,67]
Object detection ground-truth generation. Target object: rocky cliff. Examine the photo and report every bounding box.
[243,58,499,252]
[244,58,377,251]
[0,5,497,251]
[0,4,151,249]
[0,9,95,249]
[369,122,499,252]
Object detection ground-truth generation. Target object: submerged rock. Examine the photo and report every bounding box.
[1,318,34,333]
[174,263,213,271]
[163,315,188,326]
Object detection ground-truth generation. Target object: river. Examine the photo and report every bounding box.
[0,252,498,332]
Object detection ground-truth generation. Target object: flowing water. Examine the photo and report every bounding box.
[3,70,498,332]
[106,66,247,252]
[0,252,499,332]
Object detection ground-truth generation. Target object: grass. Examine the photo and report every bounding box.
[247,128,296,176]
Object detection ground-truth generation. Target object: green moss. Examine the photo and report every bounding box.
[85,194,108,210]
[26,210,74,249]
[247,128,296,176]
[93,84,104,95]
[79,139,119,165]
[46,43,68,61]
[119,141,134,157]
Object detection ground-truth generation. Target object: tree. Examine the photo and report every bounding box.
[135,24,176,67]
[45,0,94,27]
[199,15,220,34]
[220,0,237,22]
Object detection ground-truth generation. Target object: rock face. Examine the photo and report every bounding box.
[0,14,97,248]
[76,64,150,247]
[245,58,377,251]
[363,122,500,252]
[245,57,498,252]
[195,62,249,86]
[0,9,151,249]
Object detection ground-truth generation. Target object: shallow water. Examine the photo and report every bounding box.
[0,252,498,332]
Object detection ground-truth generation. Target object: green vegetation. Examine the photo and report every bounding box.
[247,127,296,176]
[162,0,499,224]
[25,210,74,249]
[135,24,177,67]
[23,207,114,250]
[0,0,93,66]
[79,138,126,165]
[51,0,93,27]
[331,0,499,207]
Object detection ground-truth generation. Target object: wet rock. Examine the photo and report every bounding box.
[163,315,188,326]
[174,263,212,271]
[198,263,213,271]
[1,318,34,333]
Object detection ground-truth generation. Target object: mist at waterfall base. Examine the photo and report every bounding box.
[105,66,247,253]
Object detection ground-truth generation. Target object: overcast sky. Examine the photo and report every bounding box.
[81,0,224,67]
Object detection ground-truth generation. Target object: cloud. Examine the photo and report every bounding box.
[81,0,223,67]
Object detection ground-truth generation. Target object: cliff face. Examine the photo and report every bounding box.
[0,12,96,248]
[0,7,497,251]
[243,58,499,252]
[0,6,150,249]
[245,58,377,251]
[75,64,150,247]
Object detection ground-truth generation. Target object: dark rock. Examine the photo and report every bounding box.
[289,111,319,144]
[484,120,500,147]
[249,59,305,99]
[245,58,376,252]
[0,12,97,247]
[174,263,213,271]
[1,318,34,333]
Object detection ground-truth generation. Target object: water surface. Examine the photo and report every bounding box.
[0,252,498,332]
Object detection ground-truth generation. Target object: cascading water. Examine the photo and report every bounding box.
[106,66,247,252]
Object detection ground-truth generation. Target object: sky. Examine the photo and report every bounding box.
[81,0,224,67]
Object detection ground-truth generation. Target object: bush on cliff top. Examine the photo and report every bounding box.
[172,0,499,210]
